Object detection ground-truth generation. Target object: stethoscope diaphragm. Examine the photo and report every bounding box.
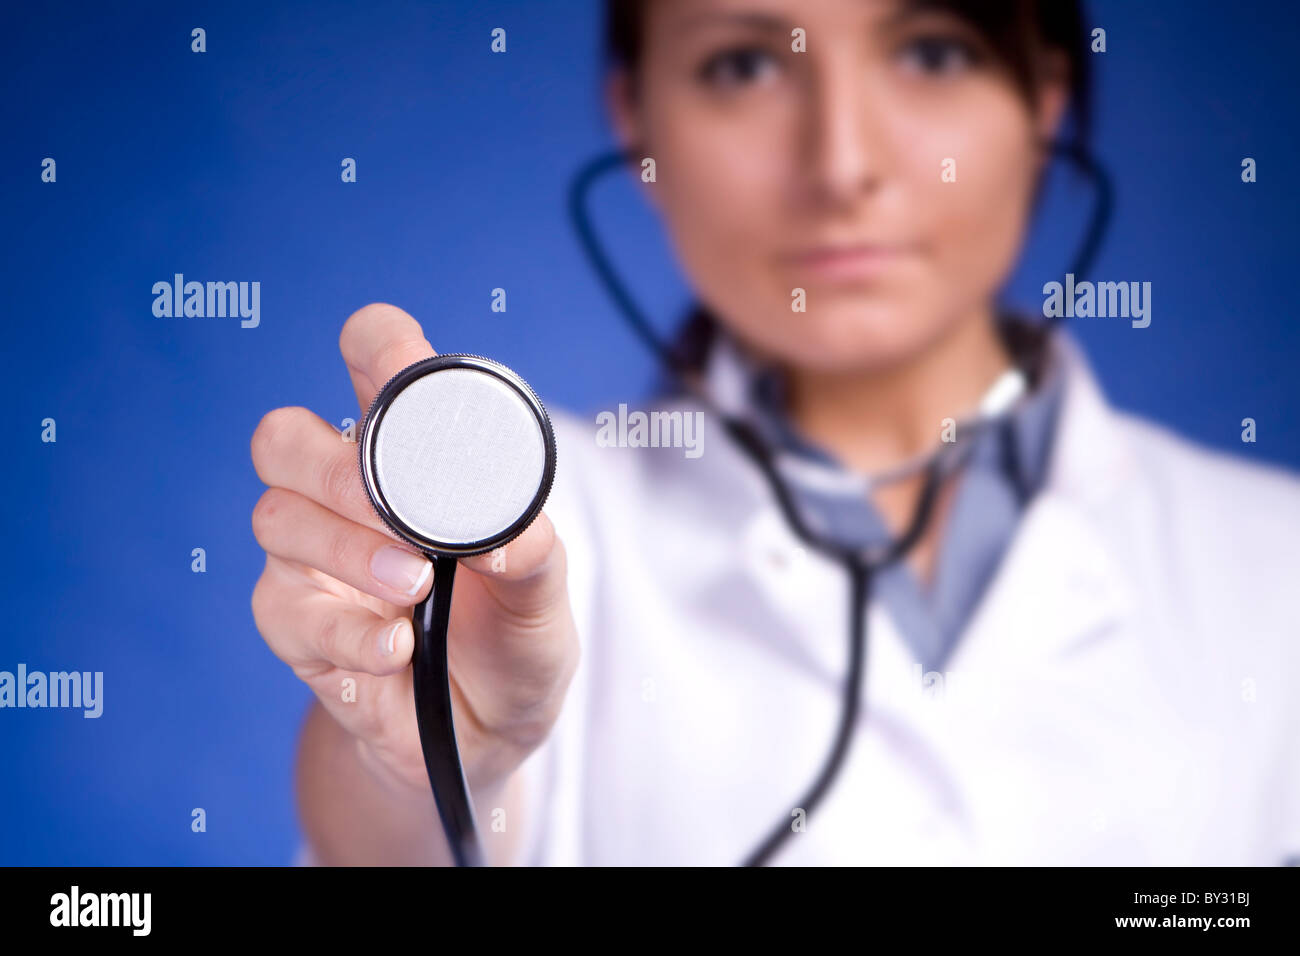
[359,354,556,557]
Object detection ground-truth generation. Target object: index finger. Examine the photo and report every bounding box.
[339,303,438,413]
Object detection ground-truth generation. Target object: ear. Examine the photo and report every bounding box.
[605,68,645,151]
[1033,49,1072,144]
[604,67,659,205]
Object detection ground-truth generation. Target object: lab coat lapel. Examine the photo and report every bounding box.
[945,334,1139,676]
[947,494,1134,676]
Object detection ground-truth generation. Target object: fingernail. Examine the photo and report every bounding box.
[379,620,404,657]
[371,546,432,597]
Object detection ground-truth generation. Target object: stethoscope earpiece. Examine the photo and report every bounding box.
[358,353,556,867]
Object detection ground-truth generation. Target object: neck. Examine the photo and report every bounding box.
[784,306,1011,475]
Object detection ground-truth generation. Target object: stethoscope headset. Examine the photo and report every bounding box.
[357,135,1111,867]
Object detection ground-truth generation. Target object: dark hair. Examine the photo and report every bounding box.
[603,0,1093,374]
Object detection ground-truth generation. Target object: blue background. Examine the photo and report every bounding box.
[1,0,1296,864]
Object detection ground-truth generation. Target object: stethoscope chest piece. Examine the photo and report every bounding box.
[356,353,555,867]
[359,354,556,557]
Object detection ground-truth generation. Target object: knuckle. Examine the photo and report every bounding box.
[358,707,389,747]
[323,526,358,578]
[314,608,345,664]
[290,658,332,685]
[363,709,410,765]
[318,449,361,510]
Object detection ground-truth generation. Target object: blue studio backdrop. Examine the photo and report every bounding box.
[1,0,1296,864]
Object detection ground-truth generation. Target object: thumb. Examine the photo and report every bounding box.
[339,303,436,413]
[459,512,566,622]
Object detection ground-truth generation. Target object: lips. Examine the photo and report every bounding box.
[781,241,921,283]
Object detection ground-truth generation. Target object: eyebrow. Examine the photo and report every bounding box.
[672,1,952,39]
[672,10,792,37]
[878,1,964,32]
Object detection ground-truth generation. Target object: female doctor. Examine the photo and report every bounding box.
[249,0,1300,866]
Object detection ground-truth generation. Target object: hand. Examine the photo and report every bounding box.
[250,303,579,805]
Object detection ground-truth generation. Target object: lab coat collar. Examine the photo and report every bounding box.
[1037,331,1138,511]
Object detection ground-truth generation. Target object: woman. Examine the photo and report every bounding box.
[249,0,1300,865]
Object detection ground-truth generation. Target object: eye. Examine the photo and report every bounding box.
[897,34,981,77]
[697,45,781,89]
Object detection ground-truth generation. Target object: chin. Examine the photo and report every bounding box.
[757,300,940,375]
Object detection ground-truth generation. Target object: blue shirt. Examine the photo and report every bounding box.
[725,317,1065,672]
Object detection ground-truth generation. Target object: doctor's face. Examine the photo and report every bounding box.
[608,0,1069,374]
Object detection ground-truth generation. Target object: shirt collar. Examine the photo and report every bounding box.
[697,315,1066,503]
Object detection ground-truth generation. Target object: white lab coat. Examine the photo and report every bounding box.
[513,333,1300,866]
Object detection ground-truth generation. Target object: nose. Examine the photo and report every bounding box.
[800,53,883,209]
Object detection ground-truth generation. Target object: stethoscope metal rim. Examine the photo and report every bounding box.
[358,353,558,558]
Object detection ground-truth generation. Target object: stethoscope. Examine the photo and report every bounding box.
[355,138,1111,868]
[358,354,557,867]
[565,139,1113,866]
